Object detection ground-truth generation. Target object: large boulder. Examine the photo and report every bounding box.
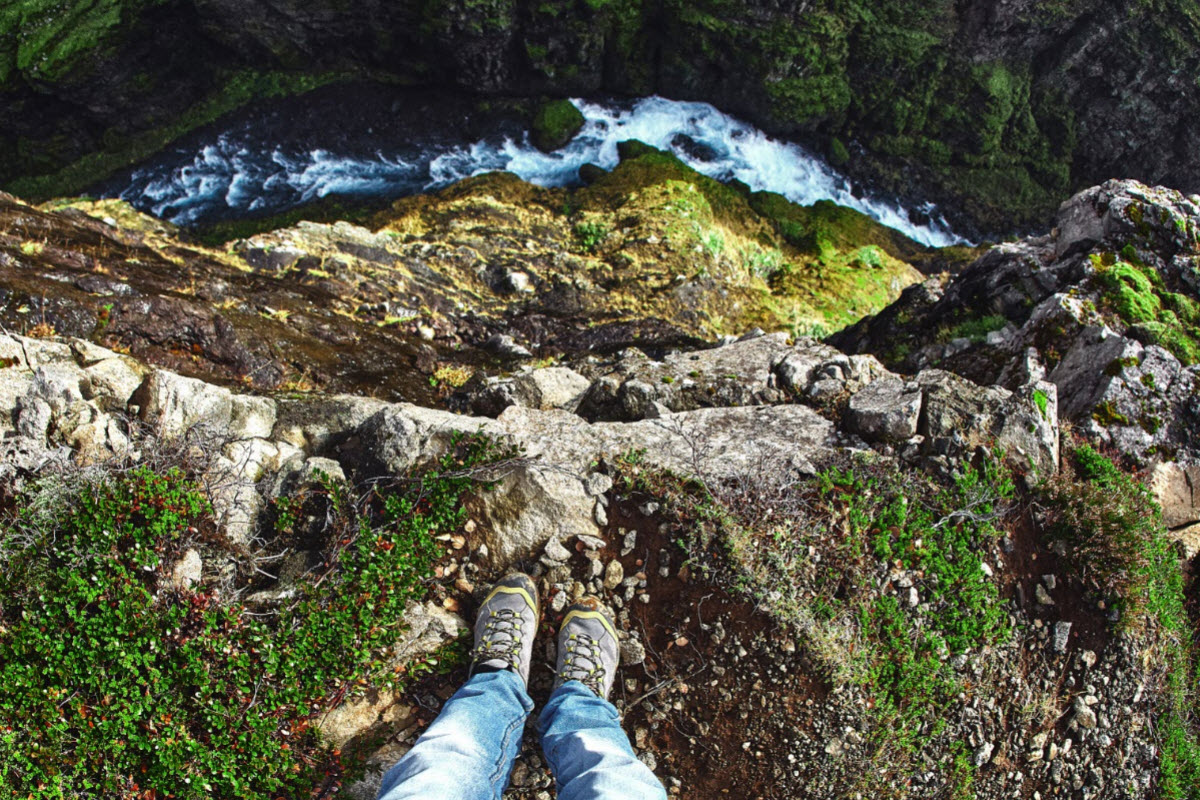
[917,370,1059,475]
[1149,462,1200,530]
[574,333,795,421]
[133,370,234,440]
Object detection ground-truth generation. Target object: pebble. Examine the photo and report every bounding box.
[604,560,625,591]
[542,537,571,564]
[1072,697,1098,730]
[621,637,647,665]
[1035,583,1055,605]
[1052,621,1072,654]
[621,530,638,556]
[577,534,607,550]
[551,590,568,612]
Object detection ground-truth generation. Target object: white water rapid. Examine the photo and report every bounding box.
[111,96,965,247]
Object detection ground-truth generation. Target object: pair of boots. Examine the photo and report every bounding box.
[470,573,619,698]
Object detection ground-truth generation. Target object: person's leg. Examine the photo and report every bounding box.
[538,598,667,800]
[376,669,532,800]
[377,574,541,800]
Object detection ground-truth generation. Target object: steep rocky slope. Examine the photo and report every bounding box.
[5,0,1200,232]
[0,147,939,400]
[2,158,1198,797]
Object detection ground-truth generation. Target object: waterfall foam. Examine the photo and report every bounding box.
[110,96,965,247]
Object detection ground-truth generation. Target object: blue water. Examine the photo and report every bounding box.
[108,96,965,247]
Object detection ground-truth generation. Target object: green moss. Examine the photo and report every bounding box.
[829,136,851,167]
[531,98,585,152]
[1090,257,1200,364]
[1092,400,1131,427]
[1,0,172,83]
[1033,389,1050,419]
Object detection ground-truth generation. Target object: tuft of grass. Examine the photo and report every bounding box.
[429,363,473,390]
[573,219,611,252]
[940,313,1008,344]
[1040,444,1159,625]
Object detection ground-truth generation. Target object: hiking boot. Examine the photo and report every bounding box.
[469,573,539,686]
[553,596,619,700]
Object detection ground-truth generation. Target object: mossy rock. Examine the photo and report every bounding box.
[616,139,667,161]
[828,137,851,167]
[531,99,585,152]
[578,163,608,185]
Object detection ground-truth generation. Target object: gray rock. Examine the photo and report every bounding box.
[577,333,796,421]
[1072,696,1098,730]
[229,394,277,440]
[274,394,390,453]
[514,367,592,411]
[134,369,233,440]
[468,464,599,570]
[917,370,1058,474]
[484,334,533,359]
[169,549,203,590]
[542,536,572,564]
[1052,621,1073,654]
[620,637,646,665]
[604,559,625,591]
[1148,462,1200,529]
[846,377,922,443]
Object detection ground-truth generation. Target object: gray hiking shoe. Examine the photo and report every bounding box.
[553,596,620,700]
[469,573,539,686]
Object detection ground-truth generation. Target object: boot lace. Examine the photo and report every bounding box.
[472,608,525,668]
[558,632,607,695]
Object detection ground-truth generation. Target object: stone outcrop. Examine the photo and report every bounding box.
[0,319,1060,555]
[835,180,1200,470]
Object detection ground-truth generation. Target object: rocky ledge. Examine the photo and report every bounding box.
[2,176,1198,798]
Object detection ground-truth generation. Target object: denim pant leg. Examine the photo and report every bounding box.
[538,680,667,800]
[376,670,533,800]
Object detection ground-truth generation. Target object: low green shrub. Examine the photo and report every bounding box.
[940,313,1008,344]
[573,219,611,252]
[1040,445,1160,624]
[0,434,506,797]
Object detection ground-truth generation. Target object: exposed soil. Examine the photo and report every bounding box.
[1004,507,1112,656]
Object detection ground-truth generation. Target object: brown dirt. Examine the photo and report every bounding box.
[1002,505,1112,656]
[607,500,828,799]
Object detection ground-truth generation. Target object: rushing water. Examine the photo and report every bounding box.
[106,95,965,247]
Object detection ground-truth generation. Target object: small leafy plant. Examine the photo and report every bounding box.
[0,434,507,798]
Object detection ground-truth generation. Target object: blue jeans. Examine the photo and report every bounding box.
[376,670,667,800]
